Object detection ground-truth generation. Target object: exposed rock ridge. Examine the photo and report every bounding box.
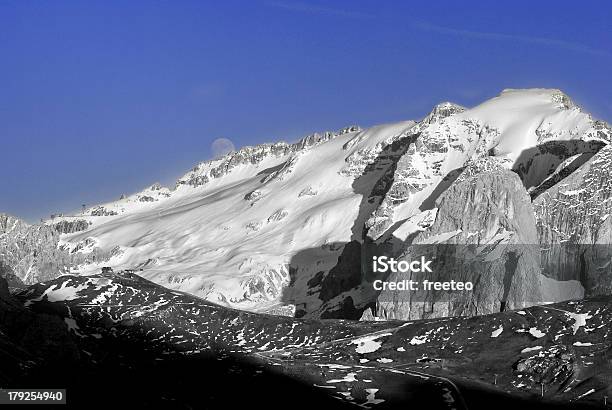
[176,125,360,188]
[0,213,111,284]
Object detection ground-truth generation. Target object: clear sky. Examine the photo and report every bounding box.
[1,0,611,222]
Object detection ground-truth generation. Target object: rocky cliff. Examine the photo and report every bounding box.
[534,144,612,296]
[0,213,110,284]
[366,159,583,320]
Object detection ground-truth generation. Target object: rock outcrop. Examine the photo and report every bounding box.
[53,219,91,234]
[367,161,582,320]
[0,213,67,283]
[176,126,359,188]
[0,214,111,284]
[0,260,24,291]
[534,144,612,296]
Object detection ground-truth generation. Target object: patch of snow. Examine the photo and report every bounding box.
[326,373,358,383]
[528,327,546,338]
[575,389,596,400]
[409,335,427,345]
[566,311,592,335]
[351,333,392,354]
[313,384,336,389]
[560,189,586,196]
[521,346,543,353]
[24,280,89,307]
[363,389,385,406]
[491,325,503,338]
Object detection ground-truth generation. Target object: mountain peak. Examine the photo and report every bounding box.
[499,88,575,109]
[422,101,466,124]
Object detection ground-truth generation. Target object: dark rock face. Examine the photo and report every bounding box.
[53,219,91,234]
[284,136,415,320]
[244,189,262,202]
[0,275,9,300]
[0,260,24,291]
[0,276,80,386]
[514,345,574,386]
[513,139,605,196]
[90,206,118,216]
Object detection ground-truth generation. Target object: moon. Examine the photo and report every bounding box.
[211,138,235,158]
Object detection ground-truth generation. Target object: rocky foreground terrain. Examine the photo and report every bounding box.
[1,271,610,409]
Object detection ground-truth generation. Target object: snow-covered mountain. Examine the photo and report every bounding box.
[6,88,611,320]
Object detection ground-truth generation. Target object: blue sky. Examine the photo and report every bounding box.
[1,0,610,222]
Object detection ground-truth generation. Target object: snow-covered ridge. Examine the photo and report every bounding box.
[47,125,360,224]
[176,125,360,189]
